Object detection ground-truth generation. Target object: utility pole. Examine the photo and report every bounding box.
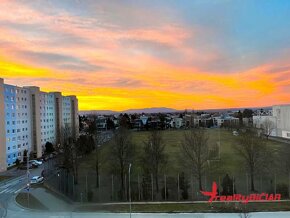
[128,163,132,218]
[26,147,30,207]
[218,127,221,159]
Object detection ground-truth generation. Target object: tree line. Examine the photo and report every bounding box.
[58,117,290,201]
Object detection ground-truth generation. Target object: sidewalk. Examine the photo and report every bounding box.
[31,187,72,211]
[0,167,26,178]
[30,187,72,211]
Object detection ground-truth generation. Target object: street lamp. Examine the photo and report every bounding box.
[128,163,132,218]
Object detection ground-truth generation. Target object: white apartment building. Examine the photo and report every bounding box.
[253,115,277,137]
[272,105,290,139]
[0,78,79,172]
[253,105,290,139]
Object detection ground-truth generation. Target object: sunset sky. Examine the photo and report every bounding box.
[1,0,290,111]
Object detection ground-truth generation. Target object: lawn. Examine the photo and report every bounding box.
[79,128,288,177]
[15,193,48,210]
[75,128,289,202]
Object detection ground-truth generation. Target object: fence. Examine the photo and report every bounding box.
[45,169,290,203]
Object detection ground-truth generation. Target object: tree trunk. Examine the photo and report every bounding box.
[96,159,99,188]
[250,170,255,191]
[198,170,203,191]
[120,167,124,200]
[155,166,159,193]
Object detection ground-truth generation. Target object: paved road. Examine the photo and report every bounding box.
[0,158,58,218]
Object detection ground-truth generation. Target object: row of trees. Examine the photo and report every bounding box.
[109,126,279,200]
[59,116,287,201]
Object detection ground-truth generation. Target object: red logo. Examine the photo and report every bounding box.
[201,182,281,204]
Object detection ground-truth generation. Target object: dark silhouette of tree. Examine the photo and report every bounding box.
[45,142,54,153]
[234,128,273,192]
[142,130,167,194]
[237,110,243,126]
[221,174,236,195]
[86,116,105,187]
[180,128,209,191]
[88,117,97,134]
[106,118,115,130]
[243,109,253,118]
[119,113,131,128]
[179,172,189,200]
[23,149,28,163]
[110,127,135,200]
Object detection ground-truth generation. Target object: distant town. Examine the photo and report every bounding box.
[79,105,289,140]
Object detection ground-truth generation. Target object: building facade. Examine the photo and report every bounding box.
[272,105,290,139]
[253,115,277,137]
[0,78,79,172]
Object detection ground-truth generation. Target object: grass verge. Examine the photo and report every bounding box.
[74,201,290,213]
[15,193,48,210]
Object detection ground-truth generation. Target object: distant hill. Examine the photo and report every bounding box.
[198,106,272,113]
[79,110,118,115]
[80,107,178,115]
[80,106,272,116]
[123,107,177,114]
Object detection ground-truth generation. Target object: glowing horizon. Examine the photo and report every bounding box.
[1,0,290,111]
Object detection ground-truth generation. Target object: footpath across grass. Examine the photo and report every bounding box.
[74,201,290,213]
[15,193,48,210]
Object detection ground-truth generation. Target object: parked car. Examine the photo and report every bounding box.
[30,176,44,184]
[29,160,43,166]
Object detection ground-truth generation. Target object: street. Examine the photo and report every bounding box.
[0,157,58,217]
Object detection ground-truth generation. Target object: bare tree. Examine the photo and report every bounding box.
[87,116,105,188]
[142,130,167,193]
[93,130,106,188]
[110,127,135,200]
[180,128,209,191]
[62,123,79,184]
[235,128,272,192]
[261,118,275,140]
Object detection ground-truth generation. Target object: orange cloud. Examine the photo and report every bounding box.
[1,0,290,111]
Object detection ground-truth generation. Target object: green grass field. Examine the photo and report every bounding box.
[80,128,288,176]
[16,193,48,210]
[76,128,289,198]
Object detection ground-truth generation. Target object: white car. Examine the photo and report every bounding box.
[29,160,43,165]
[30,176,44,184]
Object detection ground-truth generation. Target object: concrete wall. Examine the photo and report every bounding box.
[0,79,7,172]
